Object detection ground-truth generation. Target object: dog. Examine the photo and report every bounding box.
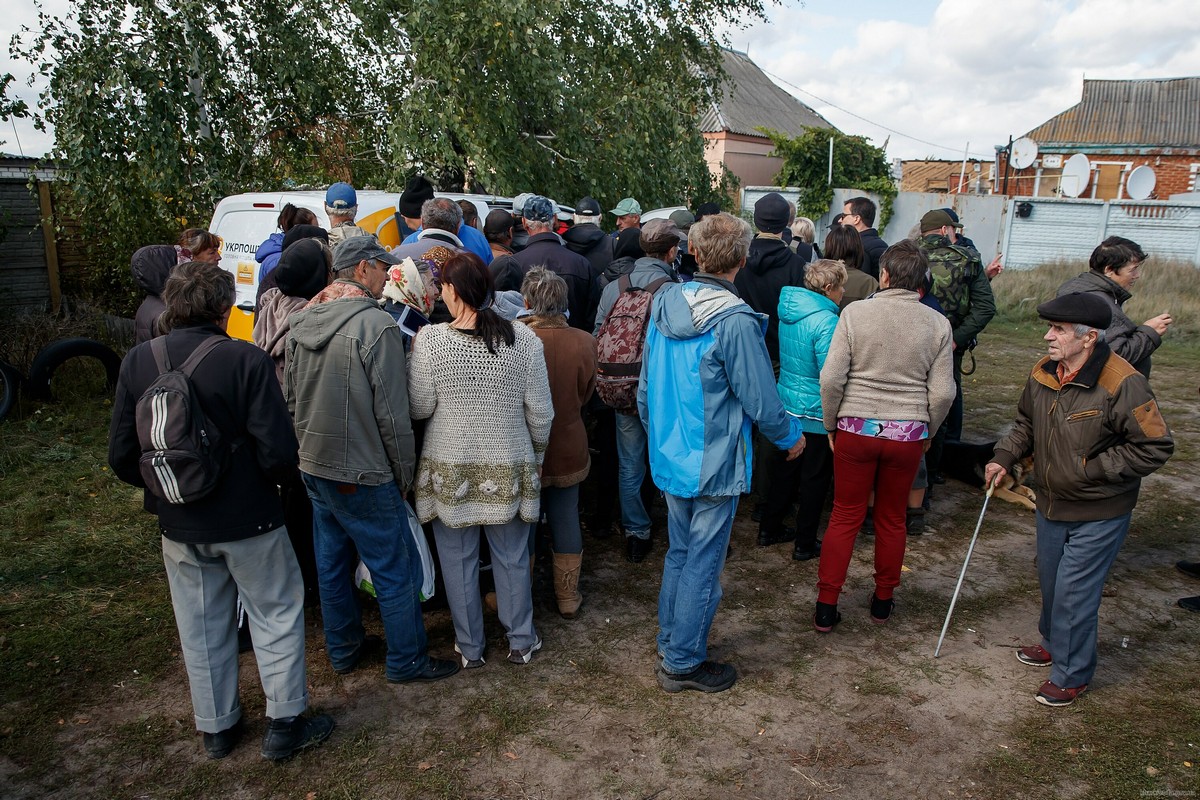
[941,440,1037,511]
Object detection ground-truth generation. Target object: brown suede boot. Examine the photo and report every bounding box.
[552,552,583,619]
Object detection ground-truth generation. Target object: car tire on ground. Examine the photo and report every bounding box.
[0,359,22,422]
[27,338,122,401]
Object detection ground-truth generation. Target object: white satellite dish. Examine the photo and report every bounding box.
[1060,153,1091,198]
[1011,137,1039,169]
[1126,165,1156,200]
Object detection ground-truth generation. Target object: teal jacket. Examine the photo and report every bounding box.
[637,275,802,498]
[777,287,839,433]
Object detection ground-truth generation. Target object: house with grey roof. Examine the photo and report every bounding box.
[702,48,837,189]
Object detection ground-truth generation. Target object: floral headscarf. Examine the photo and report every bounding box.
[382,257,437,316]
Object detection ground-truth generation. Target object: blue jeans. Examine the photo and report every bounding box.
[657,494,737,674]
[1035,511,1132,688]
[304,475,429,681]
[615,412,651,539]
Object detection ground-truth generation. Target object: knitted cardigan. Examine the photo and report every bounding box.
[409,321,554,526]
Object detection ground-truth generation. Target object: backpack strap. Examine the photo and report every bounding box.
[617,274,632,293]
[177,336,227,379]
[149,337,173,374]
[644,276,671,295]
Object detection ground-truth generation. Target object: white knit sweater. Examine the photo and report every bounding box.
[408,322,554,527]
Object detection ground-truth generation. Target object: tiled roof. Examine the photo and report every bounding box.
[700,48,835,139]
[1024,78,1200,148]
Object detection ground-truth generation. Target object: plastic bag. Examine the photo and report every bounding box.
[354,498,436,601]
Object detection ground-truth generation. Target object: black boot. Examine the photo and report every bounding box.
[261,714,335,761]
[814,601,841,633]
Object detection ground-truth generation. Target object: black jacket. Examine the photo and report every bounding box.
[131,246,177,345]
[562,223,615,283]
[733,237,807,363]
[513,233,600,332]
[108,323,299,544]
[859,228,887,280]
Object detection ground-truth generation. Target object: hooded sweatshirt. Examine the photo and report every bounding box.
[563,222,615,280]
[637,275,803,498]
[285,282,416,488]
[733,237,807,363]
[130,245,178,344]
[1057,270,1161,378]
[255,232,285,282]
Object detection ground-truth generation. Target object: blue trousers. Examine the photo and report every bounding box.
[1035,510,1132,688]
[615,411,651,539]
[657,494,737,674]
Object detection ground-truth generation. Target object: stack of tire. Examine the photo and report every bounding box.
[0,338,122,423]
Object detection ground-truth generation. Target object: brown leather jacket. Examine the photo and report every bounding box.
[992,342,1173,521]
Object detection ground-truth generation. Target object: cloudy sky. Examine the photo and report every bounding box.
[4,0,1200,162]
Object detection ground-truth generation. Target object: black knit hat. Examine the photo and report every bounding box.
[275,239,330,300]
[1036,292,1113,329]
[695,202,721,221]
[753,192,789,234]
[281,224,328,252]
[399,176,435,219]
[613,228,645,260]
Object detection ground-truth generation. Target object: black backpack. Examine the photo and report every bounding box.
[135,336,228,505]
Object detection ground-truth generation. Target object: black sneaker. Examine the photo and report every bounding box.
[333,634,385,675]
[757,526,796,547]
[203,721,243,759]
[869,593,895,623]
[261,714,335,761]
[626,536,652,563]
[814,601,841,633]
[657,660,738,693]
[1178,595,1200,613]
[906,509,926,537]
[387,657,460,684]
[792,542,821,561]
[1177,560,1200,581]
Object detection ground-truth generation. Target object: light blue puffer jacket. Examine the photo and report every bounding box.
[777,287,839,434]
[637,276,803,499]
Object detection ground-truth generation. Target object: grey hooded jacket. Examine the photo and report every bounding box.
[285,287,416,487]
[1057,270,1161,378]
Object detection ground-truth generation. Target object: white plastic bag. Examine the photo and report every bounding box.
[354,498,436,601]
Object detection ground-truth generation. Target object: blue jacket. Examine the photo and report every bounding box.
[256,232,285,283]
[402,223,493,265]
[777,287,839,433]
[638,275,803,498]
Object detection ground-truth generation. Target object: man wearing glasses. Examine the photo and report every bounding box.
[841,196,887,280]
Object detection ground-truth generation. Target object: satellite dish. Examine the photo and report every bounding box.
[1011,137,1039,169]
[1060,153,1091,198]
[1126,165,1156,200]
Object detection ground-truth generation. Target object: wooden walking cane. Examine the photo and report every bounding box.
[934,477,996,658]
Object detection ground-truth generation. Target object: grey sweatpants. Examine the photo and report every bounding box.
[162,528,308,733]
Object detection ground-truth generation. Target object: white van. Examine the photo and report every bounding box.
[209,190,501,341]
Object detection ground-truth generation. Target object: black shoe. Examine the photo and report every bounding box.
[792,542,821,561]
[1179,595,1200,613]
[387,657,460,684]
[657,660,738,693]
[906,509,926,537]
[869,593,895,623]
[1177,560,1200,581]
[203,721,243,759]
[757,526,796,547]
[931,472,946,485]
[261,714,335,761]
[332,634,385,675]
[626,536,652,563]
[814,601,841,633]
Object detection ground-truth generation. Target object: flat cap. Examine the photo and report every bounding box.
[332,235,401,272]
[1037,292,1113,329]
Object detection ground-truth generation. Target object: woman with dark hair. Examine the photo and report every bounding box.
[177,228,222,264]
[823,224,878,308]
[409,252,554,667]
[814,240,956,631]
[257,203,320,284]
[1056,236,1172,377]
[520,266,597,618]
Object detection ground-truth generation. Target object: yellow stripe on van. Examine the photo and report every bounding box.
[358,207,400,248]
[227,305,255,342]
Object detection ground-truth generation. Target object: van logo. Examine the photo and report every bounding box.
[236,261,255,284]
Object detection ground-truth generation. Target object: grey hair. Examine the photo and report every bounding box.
[334,265,359,281]
[521,265,569,316]
[574,213,601,226]
[803,258,848,293]
[325,204,357,221]
[791,216,816,244]
[421,197,463,233]
[524,217,554,234]
[1073,324,1107,342]
[690,212,753,274]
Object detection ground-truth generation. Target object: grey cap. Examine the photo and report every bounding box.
[332,236,401,272]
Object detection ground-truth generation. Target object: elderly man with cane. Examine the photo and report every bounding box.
[985,292,1172,707]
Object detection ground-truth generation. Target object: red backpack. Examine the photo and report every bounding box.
[595,275,670,413]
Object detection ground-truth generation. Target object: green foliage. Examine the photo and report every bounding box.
[764,126,897,228]
[13,0,390,313]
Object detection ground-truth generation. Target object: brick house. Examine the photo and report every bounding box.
[998,77,1200,200]
[701,48,837,189]
[899,159,995,195]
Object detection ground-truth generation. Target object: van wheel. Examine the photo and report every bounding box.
[0,359,22,422]
[28,338,122,401]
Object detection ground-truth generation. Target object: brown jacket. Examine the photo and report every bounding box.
[992,342,1173,521]
[526,316,597,486]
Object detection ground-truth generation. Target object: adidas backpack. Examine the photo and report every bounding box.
[595,275,670,413]
[135,336,228,505]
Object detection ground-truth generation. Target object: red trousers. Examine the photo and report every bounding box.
[816,431,924,604]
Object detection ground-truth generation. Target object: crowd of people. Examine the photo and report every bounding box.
[110,179,1181,761]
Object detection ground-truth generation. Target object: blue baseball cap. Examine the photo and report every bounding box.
[325,182,357,210]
